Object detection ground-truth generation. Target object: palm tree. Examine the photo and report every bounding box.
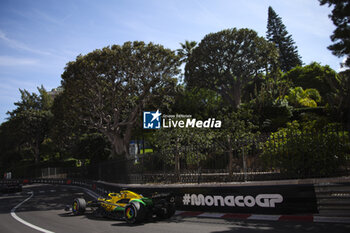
[177,40,197,63]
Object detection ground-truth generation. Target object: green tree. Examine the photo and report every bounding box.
[328,70,350,130]
[50,91,89,160]
[61,41,180,157]
[319,0,350,68]
[171,86,222,119]
[261,121,348,177]
[247,71,292,131]
[185,28,279,109]
[177,40,197,64]
[71,133,110,164]
[213,108,258,176]
[151,108,256,175]
[266,6,302,72]
[284,62,341,105]
[6,86,53,164]
[0,121,21,171]
[51,93,111,164]
[152,125,216,172]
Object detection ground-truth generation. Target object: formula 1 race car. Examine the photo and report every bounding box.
[65,190,176,224]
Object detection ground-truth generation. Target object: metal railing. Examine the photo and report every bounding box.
[315,182,350,216]
[8,127,350,184]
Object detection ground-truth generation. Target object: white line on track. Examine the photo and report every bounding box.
[10,191,55,233]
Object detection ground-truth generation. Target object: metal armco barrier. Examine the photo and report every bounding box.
[11,178,350,216]
[315,183,350,216]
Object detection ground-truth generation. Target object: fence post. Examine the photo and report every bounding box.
[197,147,202,184]
[242,146,247,182]
[175,138,180,182]
[228,136,233,177]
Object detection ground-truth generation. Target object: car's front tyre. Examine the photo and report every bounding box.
[72,198,86,215]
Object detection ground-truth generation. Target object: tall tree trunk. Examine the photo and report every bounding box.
[33,141,40,165]
[233,83,241,109]
[107,126,133,158]
[111,136,129,157]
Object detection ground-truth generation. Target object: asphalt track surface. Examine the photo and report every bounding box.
[1,184,350,233]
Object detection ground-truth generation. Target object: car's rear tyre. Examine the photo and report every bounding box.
[124,202,145,224]
[72,198,86,215]
[157,203,176,219]
[165,204,176,218]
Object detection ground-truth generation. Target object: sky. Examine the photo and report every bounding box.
[0,0,343,123]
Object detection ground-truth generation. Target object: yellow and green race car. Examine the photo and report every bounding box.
[67,190,176,224]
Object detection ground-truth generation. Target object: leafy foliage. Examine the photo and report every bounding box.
[284,62,340,105]
[5,87,53,164]
[216,108,258,147]
[249,77,293,131]
[1,23,349,181]
[171,86,222,119]
[61,41,180,157]
[152,125,216,166]
[151,108,257,169]
[70,133,110,164]
[0,121,22,170]
[261,121,349,177]
[185,28,279,109]
[284,87,321,108]
[177,40,197,64]
[319,0,350,68]
[326,70,350,129]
